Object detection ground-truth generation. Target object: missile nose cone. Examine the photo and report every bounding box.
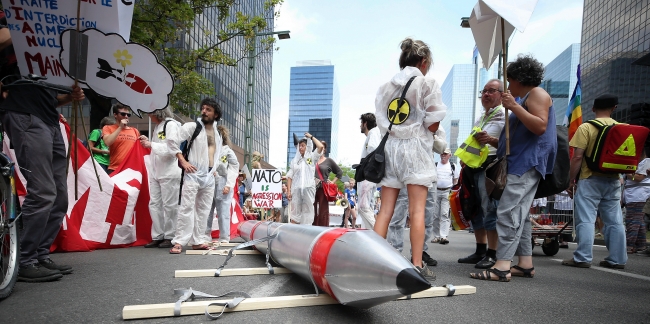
[396,268,432,295]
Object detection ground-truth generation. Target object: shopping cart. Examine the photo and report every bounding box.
[530,193,573,256]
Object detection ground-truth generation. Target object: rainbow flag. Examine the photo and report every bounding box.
[563,65,582,141]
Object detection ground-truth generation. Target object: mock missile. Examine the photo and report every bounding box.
[239,221,431,308]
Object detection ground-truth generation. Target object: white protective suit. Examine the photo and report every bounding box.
[206,144,239,242]
[287,139,322,224]
[357,126,382,229]
[375,66,447,189]
[168,119,222,246]
[149,118,182,241]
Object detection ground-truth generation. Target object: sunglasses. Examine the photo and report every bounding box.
[118,112,132,117]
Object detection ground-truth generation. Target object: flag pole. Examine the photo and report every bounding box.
[501,17,509,155]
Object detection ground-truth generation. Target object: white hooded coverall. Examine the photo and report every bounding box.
[149,118,182,241]
[168,119,222,246]
[287,139,322,225]
[375,66,447,189]
[357,126,382,229]
[206,144,239,242]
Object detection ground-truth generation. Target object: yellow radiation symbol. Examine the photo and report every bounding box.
[220,155,228,163]
[387,98,411,125]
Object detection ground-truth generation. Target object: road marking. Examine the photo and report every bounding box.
[551,259,650,282]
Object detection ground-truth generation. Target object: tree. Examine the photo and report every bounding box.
[131,0,283,116]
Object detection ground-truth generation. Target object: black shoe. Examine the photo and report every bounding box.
[458,253,485,264]
[18,263,63,282]
[475,256,497,269]
[144,240,163,248]
[439,238,450,245]
[38,258,73,275]
[158,239,173,248]
[422,251,438,266]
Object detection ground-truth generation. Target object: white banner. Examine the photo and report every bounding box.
[1,0,135,86]
[251,169,282,208]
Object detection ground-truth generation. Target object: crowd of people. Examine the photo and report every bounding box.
[3,26,648,285]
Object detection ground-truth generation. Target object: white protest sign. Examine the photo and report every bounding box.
[1,0,135,86]
[251,169,282,209]
[59,29,174,115]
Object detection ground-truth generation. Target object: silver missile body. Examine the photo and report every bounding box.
[239,221,431,308]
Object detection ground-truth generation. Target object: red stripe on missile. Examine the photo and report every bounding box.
[248,222,264,250]
[310,228,350,299]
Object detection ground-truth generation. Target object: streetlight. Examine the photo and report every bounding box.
[460,17,470,28]
[243,30,290,171]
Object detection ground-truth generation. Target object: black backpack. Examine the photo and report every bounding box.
[534,125,570,198]
[177,122,203,204]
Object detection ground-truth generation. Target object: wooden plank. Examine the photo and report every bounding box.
[175,267,293,278]
[185,249,261,255]
[208,242,240,247]
[122,285,476,320]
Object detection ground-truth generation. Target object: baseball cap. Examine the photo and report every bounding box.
[443,148,451,154]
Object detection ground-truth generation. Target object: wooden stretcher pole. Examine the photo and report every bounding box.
[501,17,509,155]
[122,286,477,320]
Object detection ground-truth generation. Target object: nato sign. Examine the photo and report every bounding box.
[251,169,283,208]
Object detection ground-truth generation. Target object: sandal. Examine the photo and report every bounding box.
[169,244,182,254]
[470,268,511,282]
[192,244,212,250]
[510,265,535,278]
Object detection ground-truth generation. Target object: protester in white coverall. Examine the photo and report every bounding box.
[168,99,223,253]
[357,113,382,229]
[373,38,447,280]
[206,125,239,242]
[139,107,181,249]
[286,132,324,225]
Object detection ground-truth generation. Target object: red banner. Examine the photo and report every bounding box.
[3,121,243,252]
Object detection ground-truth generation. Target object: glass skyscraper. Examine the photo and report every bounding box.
[181,2,275,159]
[440,52,498,164]
[580,0,650,124]
[286,61,340,166]
[540,43,581,122]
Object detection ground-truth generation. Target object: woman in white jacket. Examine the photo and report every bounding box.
[373,38,447,280]
[206,126,239,242]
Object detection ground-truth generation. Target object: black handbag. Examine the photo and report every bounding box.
[355,76,416,184]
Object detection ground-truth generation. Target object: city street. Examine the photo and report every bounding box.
[1,228,649,323]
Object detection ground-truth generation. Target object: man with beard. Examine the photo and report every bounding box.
[356,113,382,229]
[168,98,223,253]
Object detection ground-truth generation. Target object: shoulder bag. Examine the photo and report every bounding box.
[316,161,338,202]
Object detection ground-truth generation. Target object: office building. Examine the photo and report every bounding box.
[286,61,340,165]
[580,0,650,124]
[540,43,581,122]
[440,50,498,163]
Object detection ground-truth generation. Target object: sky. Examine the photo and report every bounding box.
[268,0,584,168]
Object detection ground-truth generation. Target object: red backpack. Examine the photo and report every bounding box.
[585,120,650,174]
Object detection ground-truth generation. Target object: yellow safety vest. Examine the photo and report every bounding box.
[454,107,500,168]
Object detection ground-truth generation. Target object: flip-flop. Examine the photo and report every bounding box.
[192,244,212,250]
[169,244,182,254]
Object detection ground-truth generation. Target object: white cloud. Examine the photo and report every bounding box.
[274,1,319,43]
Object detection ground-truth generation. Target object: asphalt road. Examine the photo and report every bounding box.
[1,229,649,323]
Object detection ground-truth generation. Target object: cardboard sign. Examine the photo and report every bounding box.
[251,169,282,209]
[59,29,174,115]
[1,0,134,86]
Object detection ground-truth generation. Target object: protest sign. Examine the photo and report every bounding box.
[1,0,134,86]
[59,29,174,115]
[251,169,282,209]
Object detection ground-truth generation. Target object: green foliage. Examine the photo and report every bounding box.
[329,164,356,192]
[131,0,283,116]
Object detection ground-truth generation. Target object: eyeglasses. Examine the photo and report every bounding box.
[479,88,502,95]
[119,112,132,117]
